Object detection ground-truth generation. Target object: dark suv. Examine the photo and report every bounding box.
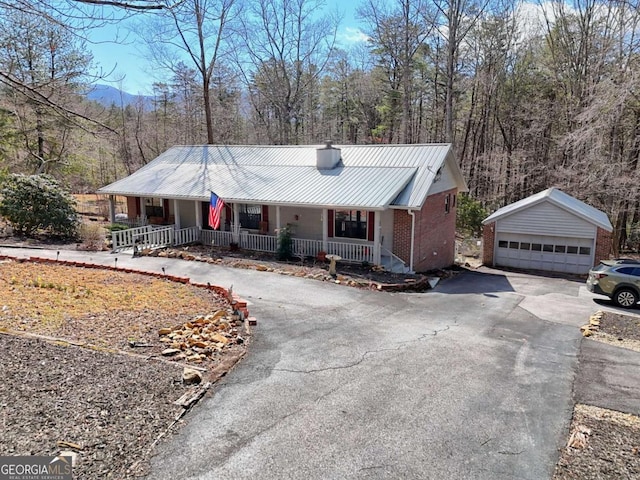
[586,259,640,308]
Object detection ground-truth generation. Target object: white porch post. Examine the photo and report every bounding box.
[108,195,116,223]
[195,201,203,228]
[233,203,240,242]
[173,199,181,229]
[139,197,146,220]
[373,210,381,264]
[276,206,281,231]
[322,208,328,251]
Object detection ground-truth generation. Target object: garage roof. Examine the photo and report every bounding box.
[483,188,613,232]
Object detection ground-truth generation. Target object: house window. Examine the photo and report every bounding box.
[445,194,451,214]
[335,210,367,239]
[145,198,163,218]
[239,204,261,230]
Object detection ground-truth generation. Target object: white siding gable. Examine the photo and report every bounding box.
[496,201,597,238]
[426,161,457,195]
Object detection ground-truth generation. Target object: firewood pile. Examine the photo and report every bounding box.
[159,310,244,363]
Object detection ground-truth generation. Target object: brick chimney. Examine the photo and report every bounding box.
[316,141,341,170]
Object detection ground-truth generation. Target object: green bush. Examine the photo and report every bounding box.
[106,223,130,232]
[276,225,293,261]
[0,174,78,238]
[456,193,487,237]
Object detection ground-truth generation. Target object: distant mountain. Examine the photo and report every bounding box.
[87,84,154,109]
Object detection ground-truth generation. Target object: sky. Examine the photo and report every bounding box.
[88,1,365,95]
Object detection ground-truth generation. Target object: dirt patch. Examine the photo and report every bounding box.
[0,259,248,479]
[599,311,640,342]
[555,311,640,478]
[553,405,640,479]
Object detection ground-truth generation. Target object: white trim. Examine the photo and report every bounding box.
[373,211,381,264]
[195,201,202,228]
[173,199,181,230]
[408,209,416,272]
[322,208,328,252]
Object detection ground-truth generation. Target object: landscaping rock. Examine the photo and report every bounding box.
[182,368,202,385]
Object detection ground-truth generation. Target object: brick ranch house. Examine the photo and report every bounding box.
[98,143,468,273]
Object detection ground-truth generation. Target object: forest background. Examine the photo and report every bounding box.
[1,0,638,252]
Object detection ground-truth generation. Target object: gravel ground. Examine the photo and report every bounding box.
[0,334,187,479]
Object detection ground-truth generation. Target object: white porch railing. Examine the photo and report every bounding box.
[174,226,200,246]
[112,225,403,270]
[240,232,278,252]
[112,225,154,251]
[326,241,375,264]
[133,226,174,251]
[292,238,323,257]
[112,225,199,252]
[202,229,234,247]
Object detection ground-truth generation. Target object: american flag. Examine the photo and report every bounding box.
[208,192,224,230]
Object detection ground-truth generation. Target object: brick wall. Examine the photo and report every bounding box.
[392,210,412,264]
[482,222,495,266]
[393,188,458,272]
[595,227,613,264]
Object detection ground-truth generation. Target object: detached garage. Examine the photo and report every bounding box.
[482,188,613,274]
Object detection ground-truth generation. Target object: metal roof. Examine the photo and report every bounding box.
[483,187,613,232]
[98,144,466,209]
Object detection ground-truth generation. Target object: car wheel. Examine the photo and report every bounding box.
[614,288,638,308]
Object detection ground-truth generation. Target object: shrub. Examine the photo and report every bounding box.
[106,223,130,232]
[78,222,107,251]
[0,174,78,238]
[276,225,293,261]
[456,193,487,237]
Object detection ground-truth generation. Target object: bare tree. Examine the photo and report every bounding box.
[0,6,94,174]
[237,0,338,144]
[140,0,239,144]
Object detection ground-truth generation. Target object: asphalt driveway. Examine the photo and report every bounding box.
[2,249,605,479]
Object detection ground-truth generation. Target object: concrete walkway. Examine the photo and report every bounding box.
[2,248,633,479]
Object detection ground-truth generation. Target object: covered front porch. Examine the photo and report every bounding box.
[107,196,409,273]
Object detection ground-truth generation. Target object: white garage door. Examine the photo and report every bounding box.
[495,233,594,274]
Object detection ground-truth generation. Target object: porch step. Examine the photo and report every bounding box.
[381,254,412,274]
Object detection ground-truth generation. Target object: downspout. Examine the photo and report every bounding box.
[408,209,416,272]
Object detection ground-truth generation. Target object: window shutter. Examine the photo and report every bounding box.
[134,197,141,216]
[224,204,232,228]
[261,205,269,223]
[328,210,334,237]
[367,211,375,241]
[163,199,170,220]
